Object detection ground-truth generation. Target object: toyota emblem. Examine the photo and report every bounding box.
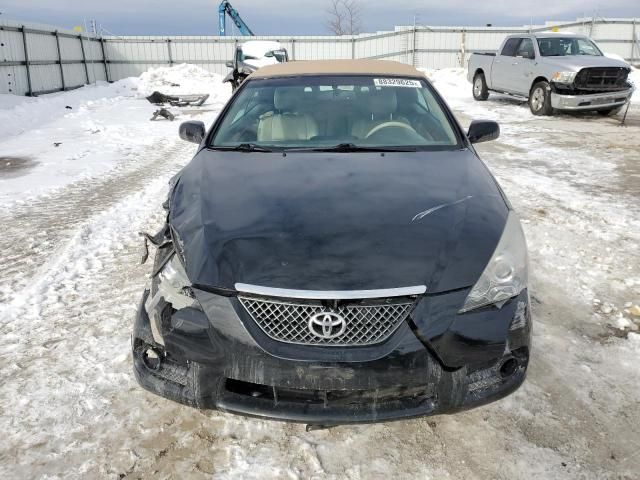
[308,311,347,339]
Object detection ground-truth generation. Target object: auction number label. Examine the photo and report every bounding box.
[373,78,421,88]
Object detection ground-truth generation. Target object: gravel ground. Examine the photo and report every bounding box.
[0,69,639,479]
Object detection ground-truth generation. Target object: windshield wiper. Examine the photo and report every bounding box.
[232,143,275,152]
[288,143,418,152]
[211,143,276,152]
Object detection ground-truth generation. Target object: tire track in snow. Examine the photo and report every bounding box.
[0,149,186,478]
[0,138,194,305]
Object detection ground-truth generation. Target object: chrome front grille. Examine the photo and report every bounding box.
[238,296,416,346]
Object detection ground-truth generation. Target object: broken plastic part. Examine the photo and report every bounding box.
[459,211,528,313]
[139,228,171,265]
[156,255,198,310]
[510,301,528,330]
[150,108,176,121]
[146,91,209,107]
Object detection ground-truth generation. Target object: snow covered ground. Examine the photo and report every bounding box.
[1,64,639,479]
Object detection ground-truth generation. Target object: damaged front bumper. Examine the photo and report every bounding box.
[132,284,531,425]
[550,87,633,111]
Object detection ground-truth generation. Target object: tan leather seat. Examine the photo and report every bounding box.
[257,87,319,142]
[351,89,409,139]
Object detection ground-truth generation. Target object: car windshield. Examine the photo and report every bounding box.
[210,75,460,151]
[537,37,602,57]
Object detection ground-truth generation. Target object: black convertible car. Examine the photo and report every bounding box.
[133,60,531,426]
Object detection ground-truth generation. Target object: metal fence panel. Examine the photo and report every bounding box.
[25,31,58,62]
[0,17,638,96]
[29,63,63,92]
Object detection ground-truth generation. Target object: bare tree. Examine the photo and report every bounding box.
[326,0,362,35]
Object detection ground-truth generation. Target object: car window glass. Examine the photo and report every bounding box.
[575,38,600,55]
[516,38,535,59]
[501,38,521,56]
[537,37,602,56]
[211,76,460,150]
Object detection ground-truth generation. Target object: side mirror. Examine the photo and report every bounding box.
[467,120,500,144]
[225,60,234,68]
[179,121,205,144]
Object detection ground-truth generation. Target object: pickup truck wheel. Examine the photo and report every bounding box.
[473,73,489,101]
[529,81,554,116]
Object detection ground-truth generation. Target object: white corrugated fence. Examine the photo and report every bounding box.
[1,17,638,96]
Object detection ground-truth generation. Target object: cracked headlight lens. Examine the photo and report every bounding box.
[156,255,197,310]
[459,212,528,313]
[552,71,577,84]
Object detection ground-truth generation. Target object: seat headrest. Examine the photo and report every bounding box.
[368,89,398,115]
[274,87,302,111]
[539,40,550,56]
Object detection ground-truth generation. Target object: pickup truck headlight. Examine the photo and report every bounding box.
[459,212,528,313]
[552,71,577,84]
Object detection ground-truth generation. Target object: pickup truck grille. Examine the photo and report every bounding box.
[574,67,630,91]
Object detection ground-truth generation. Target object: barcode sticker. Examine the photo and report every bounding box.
[373,78,421,88]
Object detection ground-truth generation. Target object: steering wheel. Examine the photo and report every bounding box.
[365,121,418,139]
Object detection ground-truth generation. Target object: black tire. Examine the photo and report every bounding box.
[472,72,489,101]
[529,81,554,116]
[597,107,622,116]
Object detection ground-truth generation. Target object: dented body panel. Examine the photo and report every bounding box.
[133,286,531,423]
[169,149,508,294]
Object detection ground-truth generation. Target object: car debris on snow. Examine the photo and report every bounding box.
[150,108,175,121]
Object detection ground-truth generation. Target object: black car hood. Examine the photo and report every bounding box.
[169,149,508,294]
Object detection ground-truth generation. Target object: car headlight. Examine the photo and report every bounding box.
[552,71,577,84]
[459,212,528,313]
[156,254,197,310]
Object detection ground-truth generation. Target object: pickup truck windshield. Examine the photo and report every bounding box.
[211,75,460,151]
[537,37,602,57]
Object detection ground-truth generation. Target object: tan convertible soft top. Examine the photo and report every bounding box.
[248,59,424,79]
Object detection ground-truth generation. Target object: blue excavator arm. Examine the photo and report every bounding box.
[218,0,254,36]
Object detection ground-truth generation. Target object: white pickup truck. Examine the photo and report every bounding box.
[467,33,634,116]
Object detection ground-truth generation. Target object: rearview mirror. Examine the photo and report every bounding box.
[179,121,205,144]
[225,60,234,68]
[467,120,500,144]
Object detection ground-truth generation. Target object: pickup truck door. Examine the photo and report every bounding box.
[491,38,521,92]
[508,38,537,95]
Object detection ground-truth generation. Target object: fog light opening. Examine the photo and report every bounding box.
[499,357,519,379]
[142,346,162,371]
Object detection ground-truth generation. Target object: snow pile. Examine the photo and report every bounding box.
[0,64,231,207]
[0,80,138,143]
[134,63,227,98]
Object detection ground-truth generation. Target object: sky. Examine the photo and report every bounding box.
[1,0,638,35]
